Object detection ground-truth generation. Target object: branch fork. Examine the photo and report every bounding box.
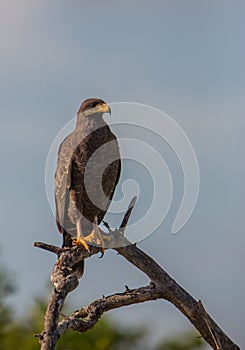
[34,196,239,350]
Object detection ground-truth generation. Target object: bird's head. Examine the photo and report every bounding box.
[77,98,111,118]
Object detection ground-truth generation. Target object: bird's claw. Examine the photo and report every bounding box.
[73,237,90,252]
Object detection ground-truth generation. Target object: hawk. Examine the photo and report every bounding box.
[55,98,121,276]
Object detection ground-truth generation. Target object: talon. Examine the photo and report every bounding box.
[84,230,99,245]
[86,216,106,251]
[73,237,90,252]
[75,219,90,252]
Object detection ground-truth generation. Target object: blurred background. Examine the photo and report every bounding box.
[0,0,244,349]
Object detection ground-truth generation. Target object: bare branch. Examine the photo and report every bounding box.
[115,244,239,349]
[120,195,137,233]
[33,242,62,255]
[35,243,102,349]
[198,300,222,350]
[57,284,160,335]
[35,199,240,350]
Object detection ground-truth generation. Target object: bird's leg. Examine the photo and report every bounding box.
[73,218,90,252]
[83,216,105,256]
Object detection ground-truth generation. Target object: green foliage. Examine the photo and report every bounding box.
[155,330,204,350]
[0,295,144,350]
[56,319,144,350]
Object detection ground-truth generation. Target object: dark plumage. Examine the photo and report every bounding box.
[55,98,121,276]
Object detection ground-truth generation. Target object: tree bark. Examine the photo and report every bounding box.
[34,199,239,350]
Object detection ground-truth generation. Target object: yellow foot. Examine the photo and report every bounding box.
[85,230,112,255]
[84,230,102,246]
[96,231,105,258]
[73,237,90,252]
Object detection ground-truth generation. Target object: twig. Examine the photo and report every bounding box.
[120,196,137,233]
[198,301,221,350]
[33,242,62,255]
[57,284,160,335]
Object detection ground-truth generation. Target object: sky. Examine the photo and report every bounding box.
[0,0,244,348]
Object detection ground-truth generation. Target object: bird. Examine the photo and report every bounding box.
[55,98,121,277]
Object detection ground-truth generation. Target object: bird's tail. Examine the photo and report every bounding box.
[62,230,73,248]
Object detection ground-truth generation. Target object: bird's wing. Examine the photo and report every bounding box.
[55,134,73,233]
[101,134,121,219]
[108,158,121,200]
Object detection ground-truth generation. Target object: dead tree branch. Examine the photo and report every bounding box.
[57,284,159,335]
[34,198,239,350]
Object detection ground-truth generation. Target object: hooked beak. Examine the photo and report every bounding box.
[96,103,111,115]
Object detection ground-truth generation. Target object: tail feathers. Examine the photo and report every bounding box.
[62,230,73,248]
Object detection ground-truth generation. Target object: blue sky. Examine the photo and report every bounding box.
[0,0,244,348]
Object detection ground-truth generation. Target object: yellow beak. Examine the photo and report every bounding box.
[96,103,111,115]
